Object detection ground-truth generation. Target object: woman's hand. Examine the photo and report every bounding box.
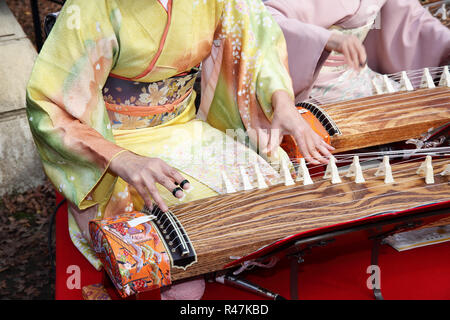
[109,151,190,212]
[325,32,367,71]
[263,90,334,165]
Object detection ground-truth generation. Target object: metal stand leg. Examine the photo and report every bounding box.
[287,239,334,300]
[216,272,287,300]
[289,258,299,300]
[368,221,422,300]
[371,239,384,300]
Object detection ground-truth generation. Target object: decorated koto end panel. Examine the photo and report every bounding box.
[89,212,172,298]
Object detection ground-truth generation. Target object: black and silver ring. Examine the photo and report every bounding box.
[172,187,183,197]
[179,179,190,189]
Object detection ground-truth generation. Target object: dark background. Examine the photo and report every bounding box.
[1,0,63,300]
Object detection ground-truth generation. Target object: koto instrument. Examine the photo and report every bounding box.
[296,66,450,154]
[144,151,449,281]
[95,66,450,292]
[140,66,450,282]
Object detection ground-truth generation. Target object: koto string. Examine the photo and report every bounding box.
[178,155,448,223]
[311,80,448,107]
[325,91,449,113]
[324,96,448,119]
[189,194,450,247]
[168,150,449,215]
[172,154,448,223]
[156,157,448,246]
[310,87,447,112]
[325,147,450,159]
[185,175,450,241]
[156,148,449,215]
[165,151,449,219]
[187,179,449,244]
[308,66,448,106]
[321,85,446,110]
[169,148,449,214]
[189,195,450,247]
[287,150,449,182]
[287,147,450,172]
[386,66,445,78]
[177,158,447,229]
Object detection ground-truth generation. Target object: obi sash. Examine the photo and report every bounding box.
[103,67,200,130]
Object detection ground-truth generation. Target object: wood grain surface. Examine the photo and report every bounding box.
[169,157,449,280]
[325,87,450,152]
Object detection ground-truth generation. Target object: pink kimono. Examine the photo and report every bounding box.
[265,0,450,103]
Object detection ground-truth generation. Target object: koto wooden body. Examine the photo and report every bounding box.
[423,0,450,27]
[169,158,449,281]
[322,87,450,152]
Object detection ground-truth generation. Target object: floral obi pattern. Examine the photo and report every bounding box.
[103,68,199,130]
[89,212,172,298]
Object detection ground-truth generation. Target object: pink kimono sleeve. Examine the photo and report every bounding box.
[264,0,357,102]
[364,0,450,74]
[266,4,332,102]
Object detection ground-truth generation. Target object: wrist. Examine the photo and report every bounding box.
[325,32,342,52]
[108,150,132,175]
[271,90,294,111]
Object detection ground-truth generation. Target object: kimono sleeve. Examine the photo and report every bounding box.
[364,0,450,74]
[265,1,332,101]
[205,0,294,136]
[26,0,125,210]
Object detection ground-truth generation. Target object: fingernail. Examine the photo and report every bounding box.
[175,190,184,199]
[182,182,191,191]
[180,179,190,189]
[172,187,183,198]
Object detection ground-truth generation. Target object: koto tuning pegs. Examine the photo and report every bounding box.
[382,74,396,93]
[253,163,268,189]
[372,79,384,95]
[374,156,395,184]
[372,75,396,94]
[221,171,236,193]
[420,68,436,89]
[416,155,435,184]
[323,156,342,184]
[439,66,450,87]
[433,3,448,21]
[280,157,295,186]
[296,158,313,185]
[346,156,365,183]
[239,166,254,191]
[399,71,414,91]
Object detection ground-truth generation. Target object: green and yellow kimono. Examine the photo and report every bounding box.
[26,0,294,268]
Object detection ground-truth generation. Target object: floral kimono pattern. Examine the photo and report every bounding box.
[26,0,294,269]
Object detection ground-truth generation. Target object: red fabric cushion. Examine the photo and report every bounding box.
[55,192,450,300]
